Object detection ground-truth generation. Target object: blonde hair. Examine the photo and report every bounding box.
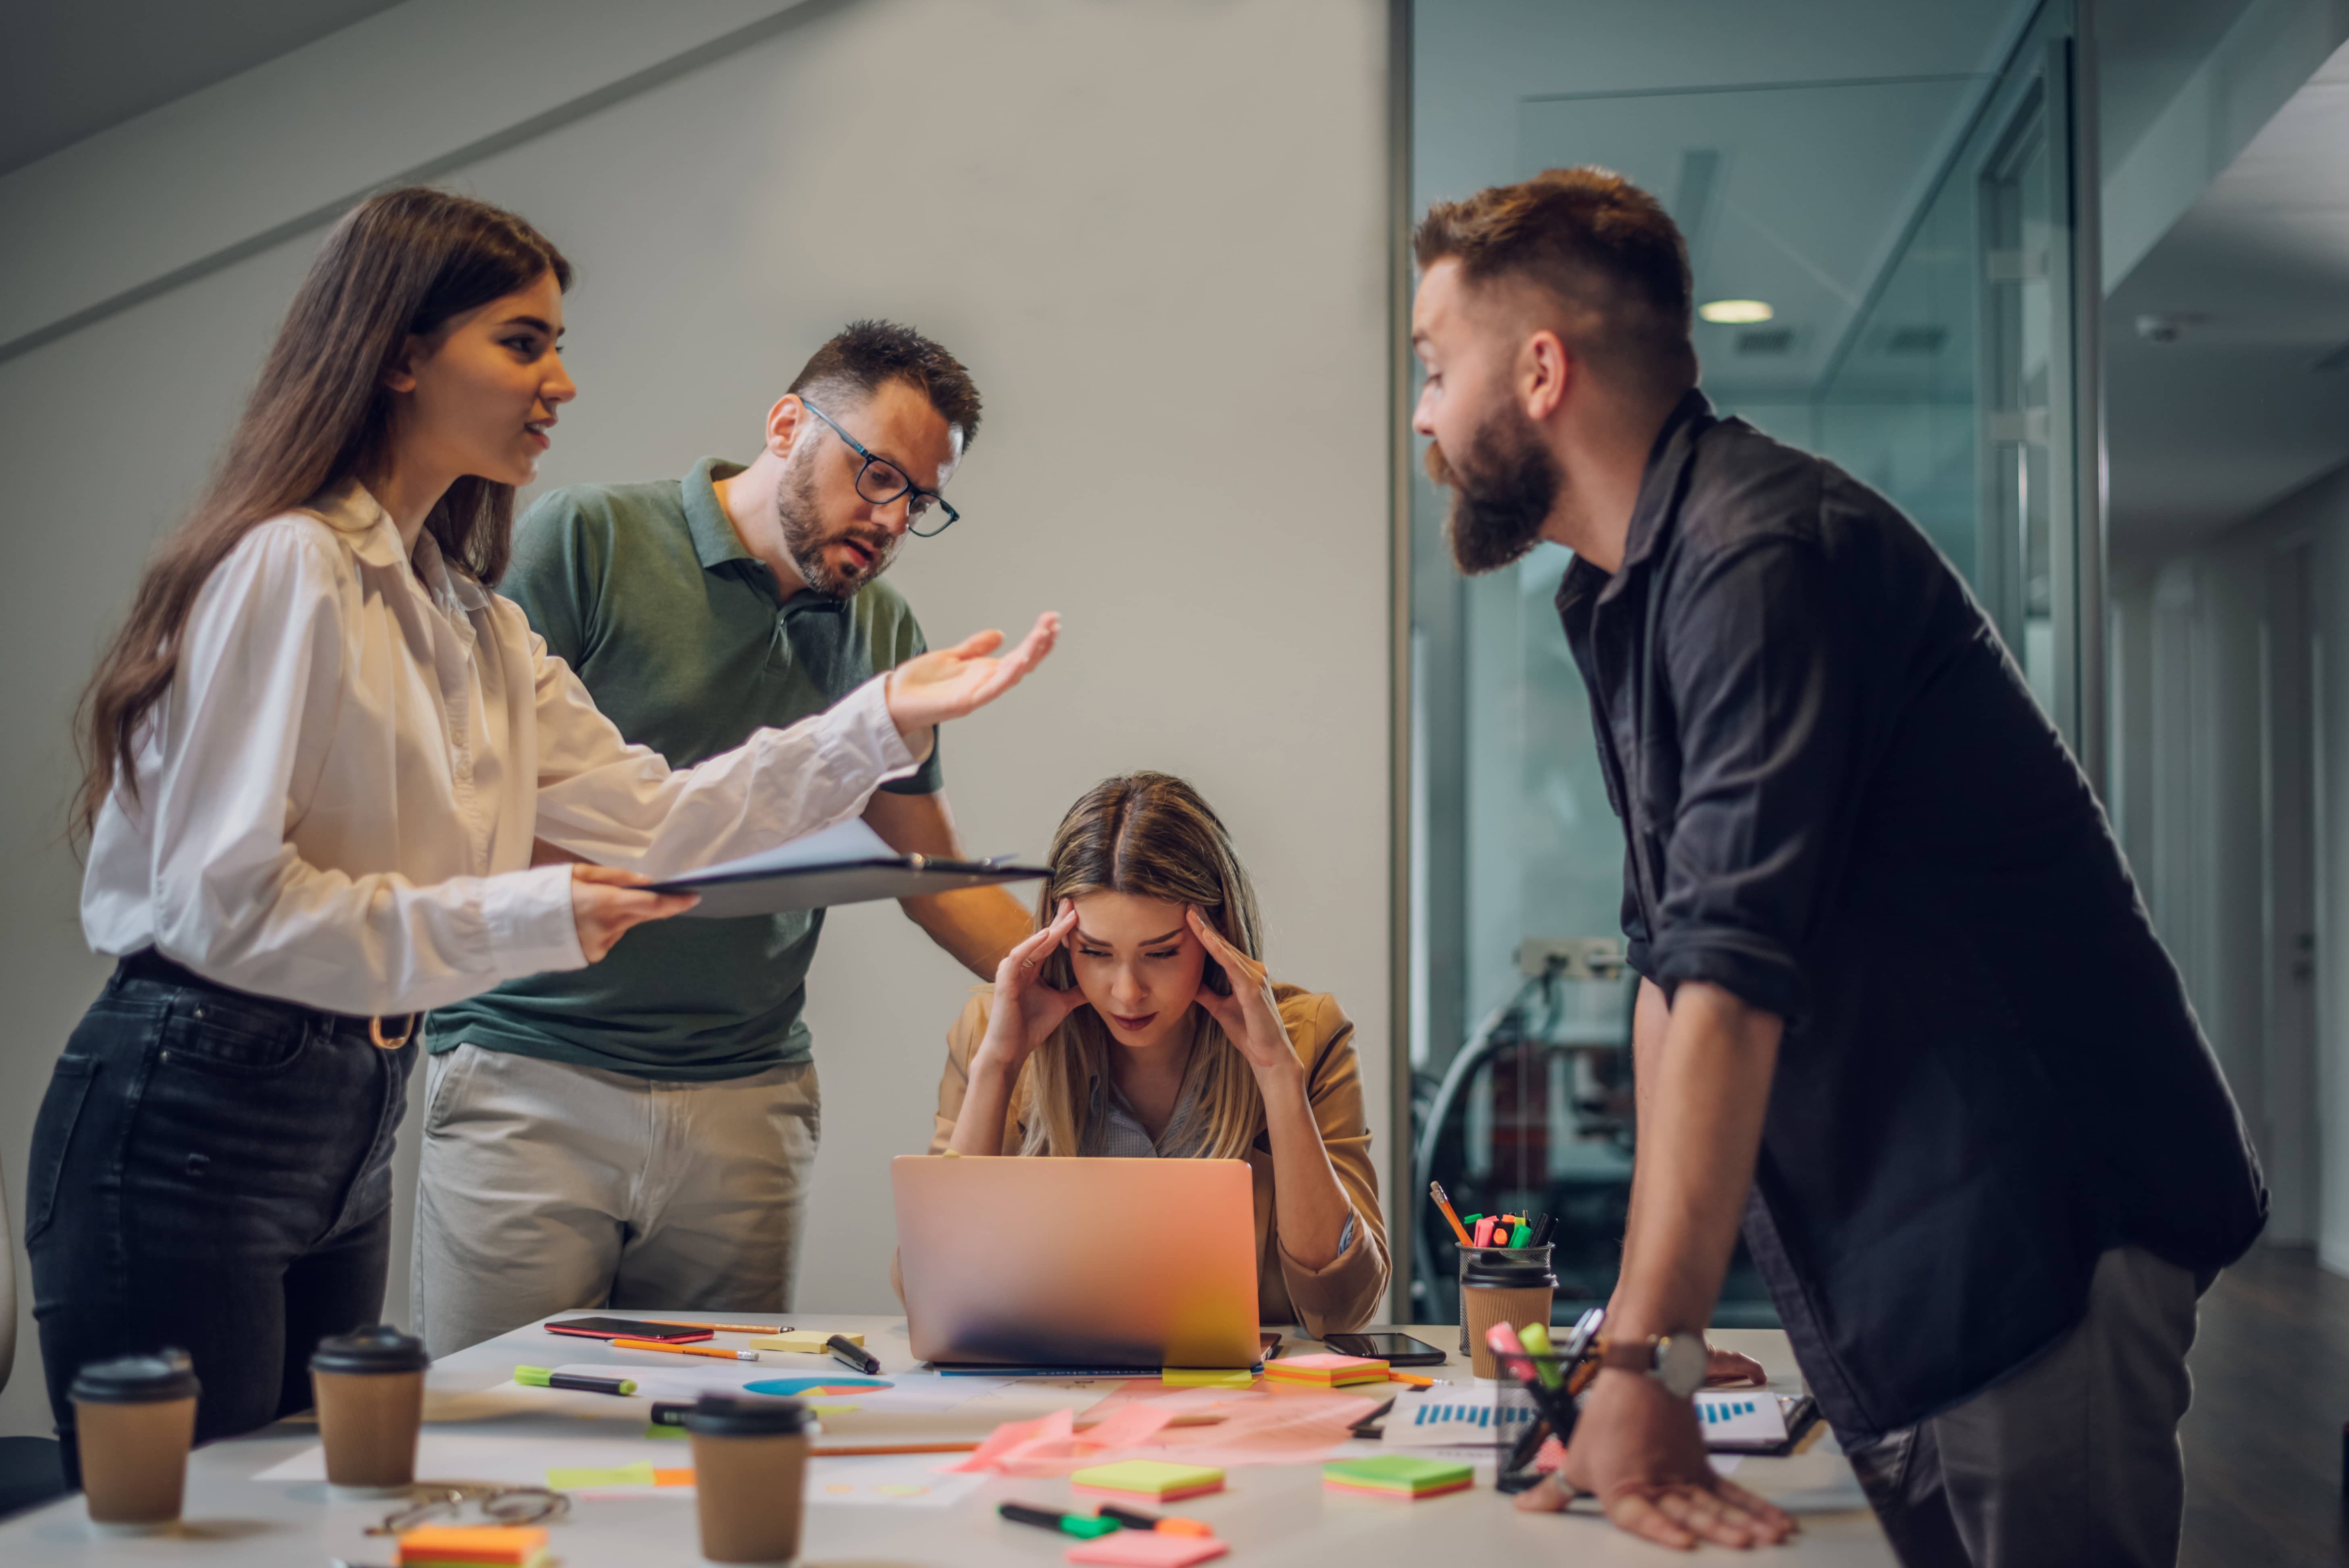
[1014,772,1267,1162]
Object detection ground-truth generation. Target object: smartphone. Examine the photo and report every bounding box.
[1260,1331,1283,1360]
[544,1316,713,1343]
[1322,1331,1448,1366]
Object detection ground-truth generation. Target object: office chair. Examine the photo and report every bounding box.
[0,1164,69,1518]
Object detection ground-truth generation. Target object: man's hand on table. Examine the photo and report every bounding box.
[1515,1367,1798,1551]
[1706,1344,1769,1386]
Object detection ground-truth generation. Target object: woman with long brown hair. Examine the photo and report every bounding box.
[27,187,1053,1462]
[925,772,1388,1336]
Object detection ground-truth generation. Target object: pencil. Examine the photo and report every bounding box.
[610,1338,760,1362]
[1428,1181,1472,1247]
[811,1441,980,1456]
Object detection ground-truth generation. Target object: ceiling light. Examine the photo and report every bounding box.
[1699,299,1774,325]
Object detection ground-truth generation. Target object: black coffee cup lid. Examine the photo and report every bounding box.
[1463,1257,1558,1290]
[685,1392,809,1437]
[310,1324,429,1375]
[70,1349,198,1405]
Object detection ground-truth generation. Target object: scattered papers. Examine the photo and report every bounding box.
[1379,1389,1536,1449]
[1696,1389,1791,1446]
[954,1382,1379,1476]
[808,1453,988,1508]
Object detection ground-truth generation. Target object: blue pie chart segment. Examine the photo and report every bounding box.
[743,1376,894,1397]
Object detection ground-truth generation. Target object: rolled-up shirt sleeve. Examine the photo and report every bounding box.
[1647,538,1856,1027]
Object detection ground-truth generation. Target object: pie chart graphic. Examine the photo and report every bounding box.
[742,1376,894,1398]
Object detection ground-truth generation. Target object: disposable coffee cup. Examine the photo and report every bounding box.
[309,1325,429,1497]
[1462,1255,1558,1379]
[1456,1242,1554,1352]
[687,1393,811,1565]
[71,1349,199,1535]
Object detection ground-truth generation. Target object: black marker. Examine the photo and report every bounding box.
[828,1334,882,1375]
[999,1501,1117,1539]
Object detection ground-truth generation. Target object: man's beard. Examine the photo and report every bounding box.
[776,457,899,598]
[1427,404,1561,576]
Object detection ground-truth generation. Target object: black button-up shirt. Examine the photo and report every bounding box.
[1559,392,2265,1443]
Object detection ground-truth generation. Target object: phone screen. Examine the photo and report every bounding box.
[1323,1331,1448,1366]
[544,1316,713,1343]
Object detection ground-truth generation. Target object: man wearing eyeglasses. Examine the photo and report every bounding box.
[413,320,1031,1353]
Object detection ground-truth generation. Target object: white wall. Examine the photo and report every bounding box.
[0,0,1394,1439]
[2110,454,2349,1268]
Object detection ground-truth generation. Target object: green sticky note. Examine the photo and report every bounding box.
[1069,1459,1226,1499]
[645,1422,689,1439]
[1161,1367,1254,1388]
[548,1462,657,1489]
[1323,1455,1474,1496]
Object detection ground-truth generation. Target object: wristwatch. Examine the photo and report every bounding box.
[1594,1332,1707,1398]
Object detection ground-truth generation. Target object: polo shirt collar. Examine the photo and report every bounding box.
[685,455,850,616]
[685,456,757,570]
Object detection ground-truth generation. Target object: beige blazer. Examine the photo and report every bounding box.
[908,984,1391,1339]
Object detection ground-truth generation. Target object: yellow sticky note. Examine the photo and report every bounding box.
[749,1329,862,1354]
[1161,1367,1255,1389]
[547,1462,656,1489]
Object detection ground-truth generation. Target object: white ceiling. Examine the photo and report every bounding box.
[0,0,402,175]
[2097,0,2262,177]
[2105,36,2349,555]
[1415,0,2038,400]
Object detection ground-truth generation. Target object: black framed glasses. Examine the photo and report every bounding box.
[799,401,961,538]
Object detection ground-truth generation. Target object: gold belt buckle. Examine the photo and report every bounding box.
[370,1015,416,1050]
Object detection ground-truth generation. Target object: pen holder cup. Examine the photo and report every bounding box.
[1455,1244,1554,1354]
[1491,1352,1574,1488]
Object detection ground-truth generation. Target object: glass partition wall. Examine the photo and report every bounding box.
[1402,0,2099,1324]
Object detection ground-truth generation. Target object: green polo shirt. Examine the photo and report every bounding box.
[427,458,943,1079]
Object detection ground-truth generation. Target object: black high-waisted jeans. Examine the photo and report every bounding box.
[25,951,414,1480]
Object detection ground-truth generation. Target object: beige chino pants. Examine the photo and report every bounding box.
[411,1044,820,1357]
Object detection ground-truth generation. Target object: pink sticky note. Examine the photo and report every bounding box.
[1066,1531,1231,1567]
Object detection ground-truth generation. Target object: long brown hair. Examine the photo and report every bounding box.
[72,187,571,840]
[1015,772,1270,1162]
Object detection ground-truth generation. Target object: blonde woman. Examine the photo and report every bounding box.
[926,772,1387,1336]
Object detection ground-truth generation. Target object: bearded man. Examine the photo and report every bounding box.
[1411,170,2264,1568]
[415,321,1031,1352]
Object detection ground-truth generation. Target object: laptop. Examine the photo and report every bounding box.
[891,1154,1261,1372]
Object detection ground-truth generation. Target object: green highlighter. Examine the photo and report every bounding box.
[515,1365,637,1396]
[1516,1323,1564,1390]
[999,1502,1119,1539]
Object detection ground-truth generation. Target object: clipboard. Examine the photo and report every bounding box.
[646,818,1047,919]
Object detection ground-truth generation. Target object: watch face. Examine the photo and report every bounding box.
[1657,1334,1708,1399]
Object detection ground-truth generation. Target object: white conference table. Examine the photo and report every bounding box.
[0,1314,1895,1565]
